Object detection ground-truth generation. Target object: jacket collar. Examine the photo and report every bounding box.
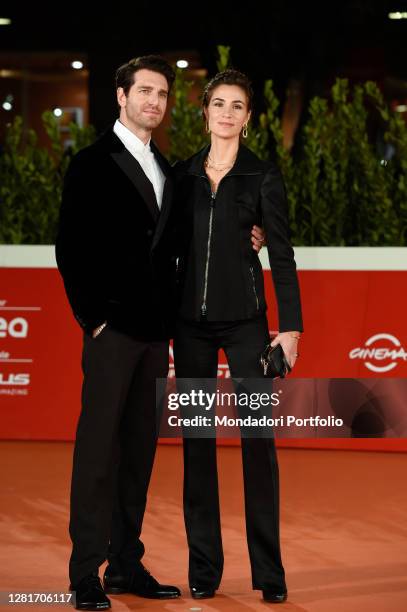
[150,139,173,178]
[96,126,173,224]
[185,143,265,177]
[97,126,172,177]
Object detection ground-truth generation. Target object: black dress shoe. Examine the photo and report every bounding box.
[103,564,180,599]
[70,574,111,610]
[190,587,216,599]
[262,589,288,603]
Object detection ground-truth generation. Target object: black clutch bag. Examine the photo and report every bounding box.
[260,343,291,379]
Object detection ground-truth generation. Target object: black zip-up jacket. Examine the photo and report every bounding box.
[174,144,303,332]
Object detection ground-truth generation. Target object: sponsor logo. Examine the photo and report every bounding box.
[0,373,30,386]
[0,317,29,338]
[349,333,407,373]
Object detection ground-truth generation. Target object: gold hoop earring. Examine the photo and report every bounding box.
[242,123,248,138]
[206,121,210,134]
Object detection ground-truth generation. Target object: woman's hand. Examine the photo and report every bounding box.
[270,331,301,369]
[251,225,266,252]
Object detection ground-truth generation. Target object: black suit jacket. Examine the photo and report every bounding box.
[55,127,176,341]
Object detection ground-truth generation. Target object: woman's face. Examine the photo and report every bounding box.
[205,84,251,140]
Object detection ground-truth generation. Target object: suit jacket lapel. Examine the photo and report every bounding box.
[150,141,174,250]
[111,146,160,223]
[103,129,174,241]
[152,176,173,250]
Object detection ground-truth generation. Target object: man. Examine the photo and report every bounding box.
[56,56,180,611]
[56,54,265,611]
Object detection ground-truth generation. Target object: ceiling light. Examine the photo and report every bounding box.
[0,17,11,25]
[395,104,407,112]
[176,60,189,69]
[388,11,407,19]
[2,94,13,111]
[71,61,84,70]
[53,108,63,118]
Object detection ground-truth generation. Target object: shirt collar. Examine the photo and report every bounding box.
[114,119,152,156]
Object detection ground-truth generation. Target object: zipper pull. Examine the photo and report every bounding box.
[201,303,207,317]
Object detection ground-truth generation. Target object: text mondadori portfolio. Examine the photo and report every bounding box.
[167,416,344,427]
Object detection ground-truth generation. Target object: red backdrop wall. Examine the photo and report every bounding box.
[1,256,405,451]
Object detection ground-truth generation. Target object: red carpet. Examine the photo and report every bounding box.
[0,442,406,611]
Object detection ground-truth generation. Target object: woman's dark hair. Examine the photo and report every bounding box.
[115,55,175,95]
[202,69,254,119]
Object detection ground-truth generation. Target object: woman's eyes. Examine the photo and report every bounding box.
[213,102,243,110]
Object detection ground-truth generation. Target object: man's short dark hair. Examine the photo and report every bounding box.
[115,55,175,96]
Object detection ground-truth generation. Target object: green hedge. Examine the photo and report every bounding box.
[1,46,406,245]
[0,113,95,244]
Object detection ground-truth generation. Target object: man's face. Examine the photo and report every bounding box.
[117,68,169,132]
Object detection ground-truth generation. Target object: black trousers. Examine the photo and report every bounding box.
[173,315,286,592]
[69,326,169,586]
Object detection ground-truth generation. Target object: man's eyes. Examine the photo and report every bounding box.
[138,89,167,98]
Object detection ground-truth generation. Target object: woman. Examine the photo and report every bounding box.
[173,69,303,604]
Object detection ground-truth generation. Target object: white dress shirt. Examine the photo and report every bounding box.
[113,119,165,209]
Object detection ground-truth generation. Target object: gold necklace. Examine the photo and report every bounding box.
[205,161,232,172]
[207,152,237,167]
[205,157,235,172]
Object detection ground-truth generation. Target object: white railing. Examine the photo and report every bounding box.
[0,245,406,270]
